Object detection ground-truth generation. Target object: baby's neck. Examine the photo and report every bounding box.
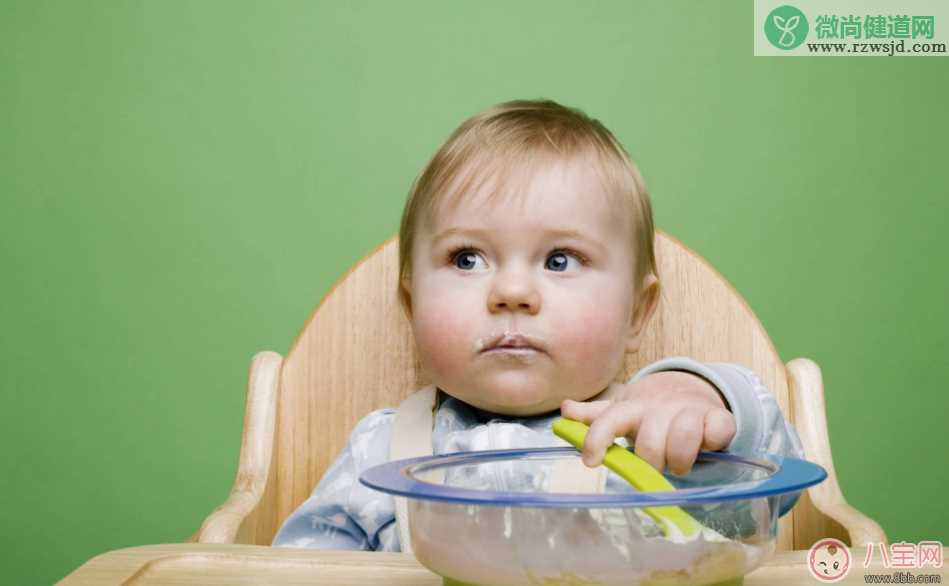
[436,387,564,422]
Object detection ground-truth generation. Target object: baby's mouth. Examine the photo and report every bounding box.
[478,332,547,355]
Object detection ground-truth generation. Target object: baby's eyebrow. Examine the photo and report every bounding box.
[540,228,608,254]
[544,227,600,244]
[431,227,491,247]
[432,227,606,254]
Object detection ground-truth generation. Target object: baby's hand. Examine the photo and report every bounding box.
[560,371,736,476]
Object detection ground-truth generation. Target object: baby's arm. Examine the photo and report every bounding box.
[271,409,399,550]
[562,356,805,517]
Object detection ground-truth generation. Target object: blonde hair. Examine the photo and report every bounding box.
[398,98,658,317]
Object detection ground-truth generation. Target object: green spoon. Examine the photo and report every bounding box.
[552,417,707,540]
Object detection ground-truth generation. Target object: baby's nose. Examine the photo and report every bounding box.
[487,274,540,314]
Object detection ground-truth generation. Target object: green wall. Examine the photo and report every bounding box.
[2,2,946,584]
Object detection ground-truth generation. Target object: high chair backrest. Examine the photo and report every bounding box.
[221,231,859,551]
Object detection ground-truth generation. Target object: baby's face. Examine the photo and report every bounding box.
[406,158,649,416]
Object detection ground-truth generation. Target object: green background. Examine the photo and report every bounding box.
[2,1,946,584]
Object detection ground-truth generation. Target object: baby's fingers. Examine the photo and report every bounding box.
[701,408,736,451]
[665,409,705,476]
[633,409,674,474]
[560,399,610,423]
[578,401,645,467]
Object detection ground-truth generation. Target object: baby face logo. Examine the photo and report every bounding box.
[808,538,852,582]
[764,5,809,49]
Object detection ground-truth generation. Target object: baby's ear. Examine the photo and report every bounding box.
[625,274,660,354]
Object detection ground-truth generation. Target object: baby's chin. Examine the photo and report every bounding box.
[468,397,561,418]
[440,377,596,417]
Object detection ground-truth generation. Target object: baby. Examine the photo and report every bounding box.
[272,99,804,551]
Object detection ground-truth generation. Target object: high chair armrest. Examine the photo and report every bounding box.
[195,351,283,544]
[786,358,887,549]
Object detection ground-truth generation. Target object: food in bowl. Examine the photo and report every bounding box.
[362,447,826,586]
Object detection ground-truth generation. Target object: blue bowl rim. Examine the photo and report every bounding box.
[359,447,827,508]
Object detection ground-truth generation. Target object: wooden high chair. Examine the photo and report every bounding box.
[193,232,886,552]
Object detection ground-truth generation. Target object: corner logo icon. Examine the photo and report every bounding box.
[765,4,809,49]
[807,538,852,582]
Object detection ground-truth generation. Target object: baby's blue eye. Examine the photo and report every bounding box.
[546,252,576,272]
[453,251,486,271]
[456,252,476,270]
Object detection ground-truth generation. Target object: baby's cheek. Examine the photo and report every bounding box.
[557,306,626,382]
[412,304,472,381]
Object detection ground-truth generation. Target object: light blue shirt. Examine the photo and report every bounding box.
[272,357,805,551]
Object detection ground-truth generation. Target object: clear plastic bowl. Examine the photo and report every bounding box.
[361,447,826,586]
